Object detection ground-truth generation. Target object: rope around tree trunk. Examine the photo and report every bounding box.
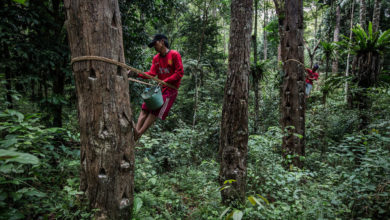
[71,55,178,90]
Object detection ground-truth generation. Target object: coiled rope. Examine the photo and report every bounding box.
[71,56,177,90]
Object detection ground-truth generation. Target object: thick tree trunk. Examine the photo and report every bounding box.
[332,3,340,74]
[354,51,380,129]
[64,1,135,219]
[275,0,305,168]
[219,0,252,206]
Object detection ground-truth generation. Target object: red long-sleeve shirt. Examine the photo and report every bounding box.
[139,50,184,90]
[305,68,319,85]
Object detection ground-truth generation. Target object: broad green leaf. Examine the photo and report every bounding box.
[17,188,46,198]
[7,110,24,122]
[12,0,26,5]
[0,149,39,165]
[133,197,143,213]
[0,137,18,148]
[149,177,157,185]
[232,210,243,220]
[219,207,231,219]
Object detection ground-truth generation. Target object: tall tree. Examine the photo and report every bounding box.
[274,0,305,167]
[65,0,135,219]
[332,1,341,74]
[372,0,382,33]
[345,0,355,104]
[219,0,253,206]
[263,0,268,60]
[252,0,260,133]
[359,0,367,30]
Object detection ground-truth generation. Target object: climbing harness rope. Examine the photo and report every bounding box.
[71,55,178,90]
[284,59,306,68]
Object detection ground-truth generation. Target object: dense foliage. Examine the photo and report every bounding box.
[1,0,389,219]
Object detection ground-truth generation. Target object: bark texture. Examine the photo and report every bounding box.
[332,3,340,74]
[252,0,260,133]
[275,0,305,167]
[263,0,268,60]
[346,0,355,105]
[359,0,367,30]
[64,1,135,219]
[219,0,253,206]
[352,51,381,129]
[372,0,382,33]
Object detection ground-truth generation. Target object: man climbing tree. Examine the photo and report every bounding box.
[274,0,305,167]
[305,64,319,98]
[130,34,184,141]
[219,0,253,206]
[65,1,135,219]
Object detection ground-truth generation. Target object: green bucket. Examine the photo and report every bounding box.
[141,86,164,110]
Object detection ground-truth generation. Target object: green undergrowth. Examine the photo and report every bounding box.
[1,89,389,219]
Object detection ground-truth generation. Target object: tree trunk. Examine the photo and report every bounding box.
[359,0,367,30]
[253,0,260,133]
[219,0,252,206]
[354,51,380,129]
[322,59,329,105]
[372,0,382,33]
[332,3,340,74]
[275,0,305,168]
[52,0,65,128]
[263,0,268,60]
[52,66,65,127]
[193,0,210,127]
[64,1,135,219]
[345,0,355,105]
[3,43,13,109]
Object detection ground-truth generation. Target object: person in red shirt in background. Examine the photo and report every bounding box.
[305,64,319,98]
[129,34,184,141]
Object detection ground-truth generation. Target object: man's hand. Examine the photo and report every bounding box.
[127,70,138,77]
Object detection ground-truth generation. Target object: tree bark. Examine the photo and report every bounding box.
[359,0,367,30]
[346,0,355,105]
[372,0,382,33]
[332,2,340,74]
[322,59,330,105]
[252,0,260,133]
[263,0,268,60]
[64,1,135,219]
[52,0,65,128]
[52,65,65,127]
[219,0,252,206]
[275,0,305,168]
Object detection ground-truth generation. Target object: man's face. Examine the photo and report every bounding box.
[154,40,164,53]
